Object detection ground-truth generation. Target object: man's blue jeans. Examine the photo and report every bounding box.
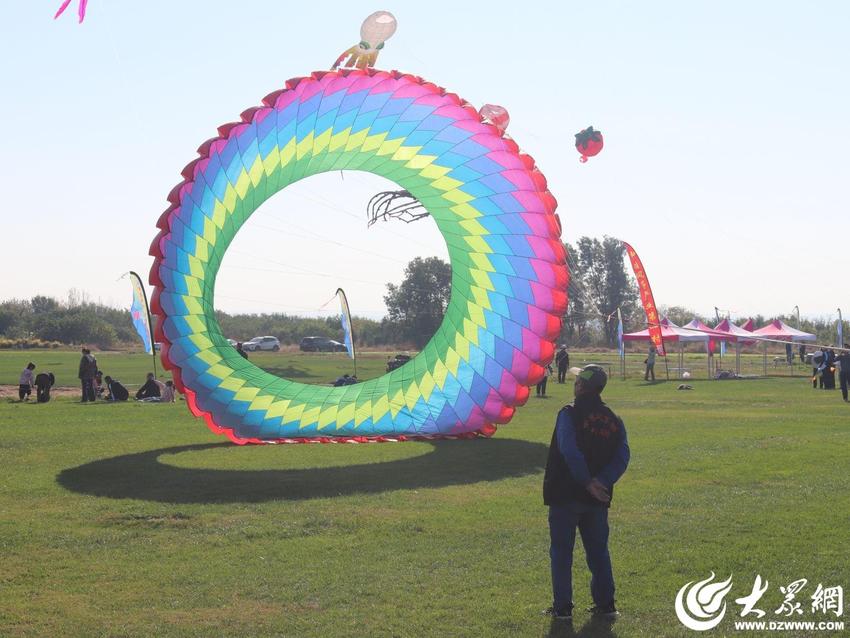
[549,501,615,612]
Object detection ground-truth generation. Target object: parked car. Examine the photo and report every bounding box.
[242,336,281,352]
[386,354,411,372]
[299,336,348,352]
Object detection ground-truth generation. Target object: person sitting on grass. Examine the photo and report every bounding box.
[34,372,55,403]
[94,371,105,399]
[160,380,176,403]
[543,365,630,622]
[103,376,129,402]
[135,372,162,401]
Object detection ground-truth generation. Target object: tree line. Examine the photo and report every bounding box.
[0,240,843,349]
[0,294,399,350]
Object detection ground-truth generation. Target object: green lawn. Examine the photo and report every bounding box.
[0,347,812,389]
[0,353,847,637]
[0,349,391,390]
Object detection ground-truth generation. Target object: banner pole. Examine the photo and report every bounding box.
[763,341,767,377]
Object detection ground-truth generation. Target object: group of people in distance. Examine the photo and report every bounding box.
[15,347,175,404]
[78,347,175,402]
[812,345,850,402]
[98,371,174,403]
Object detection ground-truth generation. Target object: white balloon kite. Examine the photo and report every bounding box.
[332,11,398,70]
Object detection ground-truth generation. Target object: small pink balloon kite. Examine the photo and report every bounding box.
[478,104,510,134]
[54,0,88,23]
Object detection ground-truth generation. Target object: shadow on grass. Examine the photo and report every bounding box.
[254,365,315,379]
[57,438,547,504]
[546,618,619,638]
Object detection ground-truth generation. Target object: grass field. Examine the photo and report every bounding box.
[0,347,814,390]
[1,351,848,637]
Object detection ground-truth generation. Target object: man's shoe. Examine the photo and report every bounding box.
[589,604,619,619]
[542,606,572,620]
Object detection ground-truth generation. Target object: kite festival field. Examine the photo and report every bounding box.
[0,351,847,637]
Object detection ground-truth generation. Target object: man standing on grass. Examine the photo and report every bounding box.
[556,346,570,384]
[77,348,98,402]
[543,365,630,621]
[644,344,656,381]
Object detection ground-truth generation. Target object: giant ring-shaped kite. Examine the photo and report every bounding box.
[150,69,567,444]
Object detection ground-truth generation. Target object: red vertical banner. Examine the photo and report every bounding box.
[622,241,666,356]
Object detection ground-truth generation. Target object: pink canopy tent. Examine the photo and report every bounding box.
[711,319,760,374]
[622,317,708,344]
[623,318,709,378]
[751,320,816,376]
[681,318,731,342]
[713,319,758,345]
[681,318,732,375]
[752,320,817,342]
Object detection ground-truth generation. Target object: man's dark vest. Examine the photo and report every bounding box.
[543,395,623,507]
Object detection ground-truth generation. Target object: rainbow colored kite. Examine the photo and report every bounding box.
[150,68,567,444]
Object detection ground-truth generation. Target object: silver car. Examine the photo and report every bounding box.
[242,336,281,352]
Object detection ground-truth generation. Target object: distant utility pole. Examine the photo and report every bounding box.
[793,305,801,329]
[714,306,721,323]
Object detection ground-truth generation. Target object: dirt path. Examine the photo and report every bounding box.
[1,384,84,400]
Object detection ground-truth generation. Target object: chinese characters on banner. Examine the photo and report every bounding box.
[622,241,666,356]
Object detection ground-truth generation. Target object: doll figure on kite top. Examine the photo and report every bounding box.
[332,10,398,70]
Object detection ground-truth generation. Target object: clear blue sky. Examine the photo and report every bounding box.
[1,1,848,321]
